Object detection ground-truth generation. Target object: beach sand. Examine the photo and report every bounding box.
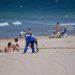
[0,36,75,75]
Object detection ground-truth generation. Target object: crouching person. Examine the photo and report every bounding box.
[12,38,20,51]
[24,33,36,54]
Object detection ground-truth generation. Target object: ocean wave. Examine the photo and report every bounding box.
[0,21,22,27]
[60,23,74,30]
[12,21,22,25]
[0,22,9,26]
[67,26,74,30]
[60,23,75,26]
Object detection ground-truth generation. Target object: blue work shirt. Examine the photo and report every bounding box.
[25,35,36,43]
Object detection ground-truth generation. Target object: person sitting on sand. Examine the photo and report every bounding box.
[12,38,20,51]
[49,27,67,38]
[5,42,13,53]
[49,22,62,38]
[56,22,60,33]
[55,22,61,38]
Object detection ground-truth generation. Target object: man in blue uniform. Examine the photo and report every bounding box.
[24,33,36,53]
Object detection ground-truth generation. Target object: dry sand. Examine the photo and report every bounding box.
[0,36,75,75]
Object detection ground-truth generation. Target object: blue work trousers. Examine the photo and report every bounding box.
[24,42,35,53]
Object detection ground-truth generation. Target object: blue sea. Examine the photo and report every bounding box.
[0,0,75,38]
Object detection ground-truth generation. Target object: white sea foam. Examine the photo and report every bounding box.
[0,22,9,26]
[12,21,22,25]
[60,23,74,30]
[60,23,75,26]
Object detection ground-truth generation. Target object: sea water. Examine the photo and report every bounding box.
[0,0,75,38]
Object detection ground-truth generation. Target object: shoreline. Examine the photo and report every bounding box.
[0,34,75,39]
[0,35,75,49]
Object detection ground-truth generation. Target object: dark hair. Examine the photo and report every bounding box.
[23,29,25,32]
[27,28,31,30]
[8,42,11,47]
[57,22,59,25]
[30,33,33,35]
[14,38,18,42]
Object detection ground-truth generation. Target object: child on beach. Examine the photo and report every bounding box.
[12,38,20,51]
[5,42,13,53]
[0,38,20,53]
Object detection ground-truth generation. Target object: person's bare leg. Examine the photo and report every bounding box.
[35,40,39,52]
